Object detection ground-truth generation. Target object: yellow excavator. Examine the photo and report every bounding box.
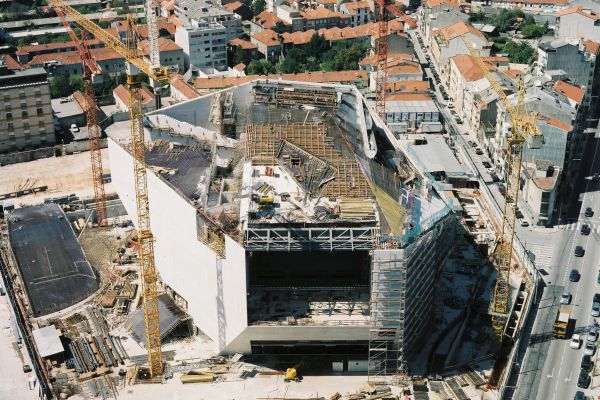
[284,362,303,382]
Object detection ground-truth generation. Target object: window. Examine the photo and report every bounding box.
[3,95,9,102]
[19,91,25,98]
[7,121,13,130]
[22,110,28,117]
[6,112,12,120]
[38,120,44,127]
[37,107,43,115]
[20,101,26,108]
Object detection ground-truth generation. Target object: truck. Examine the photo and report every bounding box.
[553,307,571,339]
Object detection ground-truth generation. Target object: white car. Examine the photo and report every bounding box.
[571,334,582,349]
[70,123,80,133]
[560,290,572,305]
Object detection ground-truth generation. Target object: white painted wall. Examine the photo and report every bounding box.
[108,138,247,352]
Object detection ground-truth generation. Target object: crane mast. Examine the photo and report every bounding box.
[460,36,543,337]
[50,0,170,376]
[374,0,389,118]
[55,7,108,227]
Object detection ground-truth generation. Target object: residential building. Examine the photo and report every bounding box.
[113,84,156,113]
[229,38,260,65]
[521,160,561,226]
[487,0,568,12]
[430,22,490,83]
[252,11,292,34]
[340,1,372,27]
[170,75,201,101]
[275,5,305,31]
[223,1,253,21]
[251,29,284,61]
[15,39,104,64]
[316,0,338,11]
[556,5,600,42]
[301,8,351,30]
[418,0,461,35]
[137,38,186,73]
[175,18,229,72]
[174,0,243,42]
[448,54,505,142]
[0,65,54,153]
[537,38,600,124]
[423,8,469,43]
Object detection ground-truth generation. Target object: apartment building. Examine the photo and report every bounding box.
[556,6,600,43]
[487,0,568,12]
[430,22,490,83]
[340,1,372,28]
[0,65,54,154]
[175,18,229,72]
[174,0,243,42]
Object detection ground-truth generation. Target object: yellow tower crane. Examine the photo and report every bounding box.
[49,0,170,376]
[460,36,543,336]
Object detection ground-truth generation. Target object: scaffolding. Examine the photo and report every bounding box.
[274,86,338,108]
[368,250,407,380]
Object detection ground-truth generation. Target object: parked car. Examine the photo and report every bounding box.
[578,369,591,388]
[570,269,580,282]
[482,161,492,169]
[468,141,477,147]
[475,148,483,155]
[561,290,572,305]
[593,302,600,318]
[515,210,524,219]
[70,123,80,133]
[447,102,455,108]
[584,341,596,356]
[574,391,585,400]
[581,354,592,371]
[571,334,582,349]
[585,207,594,217]
[597,270,600,284]
[581,224,591,235]
[587,326,598,342]
[575,245,585,257]
[456,117,463,124]
[520,219,529,227]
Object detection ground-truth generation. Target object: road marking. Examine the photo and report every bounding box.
[526,243,554,269]
[565,372,571,382]
[547,368,554,378]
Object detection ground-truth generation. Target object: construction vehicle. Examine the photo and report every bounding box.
[50,0,170,377]
[553,307,571,339]
[284,367,300,382]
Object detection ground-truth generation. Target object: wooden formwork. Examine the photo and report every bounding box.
[245,122,371,198]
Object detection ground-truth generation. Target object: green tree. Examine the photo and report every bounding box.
[322,43,370,71]
[50,76,71,98]
[247,59,276,75]
[500,40,535,64]
[230,46,245,67]
[305,33,330,59]
[252,0,266,16]
[69,75,85,94]
[277,48,306,73]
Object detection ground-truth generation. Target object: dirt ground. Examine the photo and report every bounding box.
[0,149,114,207]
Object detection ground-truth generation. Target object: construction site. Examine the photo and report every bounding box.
[0,73,523,400]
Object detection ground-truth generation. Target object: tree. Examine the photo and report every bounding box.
[247,59,276,75]
[252,0,266,16]
[69,75,85,94]
[277,48,306,73]
[50,76,71,98]
[305,33,329,60]
[230,46,245,67]
[500,40,535,64]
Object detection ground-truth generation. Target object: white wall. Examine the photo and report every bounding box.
[108,138,247,352]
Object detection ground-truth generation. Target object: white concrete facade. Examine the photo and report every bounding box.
[108,138,247,352]
[175,19,228,72]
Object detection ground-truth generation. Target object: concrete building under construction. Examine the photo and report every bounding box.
[107,79,457,376]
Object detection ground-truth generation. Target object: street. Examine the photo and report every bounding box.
[409,26,600,399]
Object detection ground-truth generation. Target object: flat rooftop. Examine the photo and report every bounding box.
[8,204,99,317]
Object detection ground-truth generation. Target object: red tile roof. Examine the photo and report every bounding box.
[253,29,283,46]
[493,0,567,4]
[253,11,289,29]
[433,21,487,43]
[193,70,368,90]
[584,40,600,55]
[138,37,182,53]
[230,38,258,49]
[301,7,350,20]
[553,80,584,104]
[343,1,371,15]
[451,54,493,81]
[425,0,460,7]
[386,80,430,93]
[170,76,200,100]
[538,114,572,132]
[555,5,598,19]
[114,84,154,106]
[224,1,245,11]
[2,54,25,70]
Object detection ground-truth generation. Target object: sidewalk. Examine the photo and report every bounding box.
[0,294,38,400]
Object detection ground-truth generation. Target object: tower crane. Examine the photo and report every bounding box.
[460,35,543,379]
[50,0,170,377]
[55,7,108,227]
